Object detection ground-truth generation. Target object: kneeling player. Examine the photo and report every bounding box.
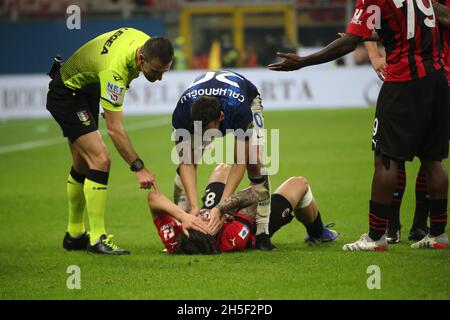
[148,164,339,254]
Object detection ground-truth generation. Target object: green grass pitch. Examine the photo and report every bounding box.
[0,108,448,300]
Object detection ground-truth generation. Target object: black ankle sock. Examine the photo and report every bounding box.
[412,166,429,230]
[429,199,447,236]
[368,201,389,241]
[390,167,406,229]
[305,212,324,239]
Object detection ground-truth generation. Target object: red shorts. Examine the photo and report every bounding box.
[153,213,184,254]
[217,213,255,252]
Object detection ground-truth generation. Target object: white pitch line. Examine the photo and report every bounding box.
[0,117,171,155]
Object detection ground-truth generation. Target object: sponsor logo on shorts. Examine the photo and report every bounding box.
[76,110,91,126]
[238,225,249,240]
[106,81,125,104]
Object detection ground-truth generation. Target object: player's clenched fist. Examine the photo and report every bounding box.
[136,168,159,192]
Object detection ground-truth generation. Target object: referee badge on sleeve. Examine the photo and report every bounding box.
[106,81,125,105]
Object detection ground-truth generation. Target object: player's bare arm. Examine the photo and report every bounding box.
[433,1,450,27]
[220,137,249,201]
[148,191,210,236]
[268,33,362,71]
[365,41,387,81]
[104,109,158,190]
[176,142,200,215]
[209,187,258,236]
[338,31,380,42]
[208,138,248,233]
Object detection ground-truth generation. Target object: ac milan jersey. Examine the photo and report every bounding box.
[153,213,184,254]
[347,0,443,82]
[440,0,450,86]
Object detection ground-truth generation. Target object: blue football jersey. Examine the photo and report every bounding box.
[172,70,259,135]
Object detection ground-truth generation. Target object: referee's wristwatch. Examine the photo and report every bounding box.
[130,158,145,172]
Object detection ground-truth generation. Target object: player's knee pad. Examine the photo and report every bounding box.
[296,186,314,209]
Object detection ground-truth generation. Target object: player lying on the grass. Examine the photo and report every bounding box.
[172,70,275,250]
[148,164,339,254]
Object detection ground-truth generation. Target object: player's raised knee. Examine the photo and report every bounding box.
[209,163,232,183]
[288,176,309,192]
[214,163,231,175]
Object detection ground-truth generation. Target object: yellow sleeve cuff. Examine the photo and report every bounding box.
[100,98,123,112]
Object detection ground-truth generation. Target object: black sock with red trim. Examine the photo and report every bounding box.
[429,199,447,236]
[368,201,389,241]
[389,164,405,230]
[412,166,430,230]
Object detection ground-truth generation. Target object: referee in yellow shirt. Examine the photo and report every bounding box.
[46,28,173,255]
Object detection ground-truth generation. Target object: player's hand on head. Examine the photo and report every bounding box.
[182,213,210,236]
[136,168,159,193]
[267,52,304,71]
[208,207,224,236]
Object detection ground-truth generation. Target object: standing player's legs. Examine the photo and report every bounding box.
[71,132,109,242]
[408,165,430,240]
[62,142,89,250]
[247,95,275,250]
[67,141,89,238]
[268,177,339,243]
[173,166,193,213]
[411,160,448,248]
[386,161,406,243]
[411,73,449,249]
[388,162,431,243]
[343,78,412,252]
[70,131,129,254]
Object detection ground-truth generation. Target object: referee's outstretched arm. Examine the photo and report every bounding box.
[104,109,158,191]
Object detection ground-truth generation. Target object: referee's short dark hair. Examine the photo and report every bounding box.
[142,37,174,65]
[191,96,222,130]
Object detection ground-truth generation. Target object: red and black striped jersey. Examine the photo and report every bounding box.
[439,0,450,86]
[347,0,443,82]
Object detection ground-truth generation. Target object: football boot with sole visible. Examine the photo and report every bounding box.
[343,233,388,252]
[411,233,448,249]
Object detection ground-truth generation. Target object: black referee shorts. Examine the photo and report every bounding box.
[46,73,100,143]
[372,70,449,161]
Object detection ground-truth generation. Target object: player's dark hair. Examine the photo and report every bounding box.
[142,37,174,65]
[174,230,220,255]
[191,96,222,131]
